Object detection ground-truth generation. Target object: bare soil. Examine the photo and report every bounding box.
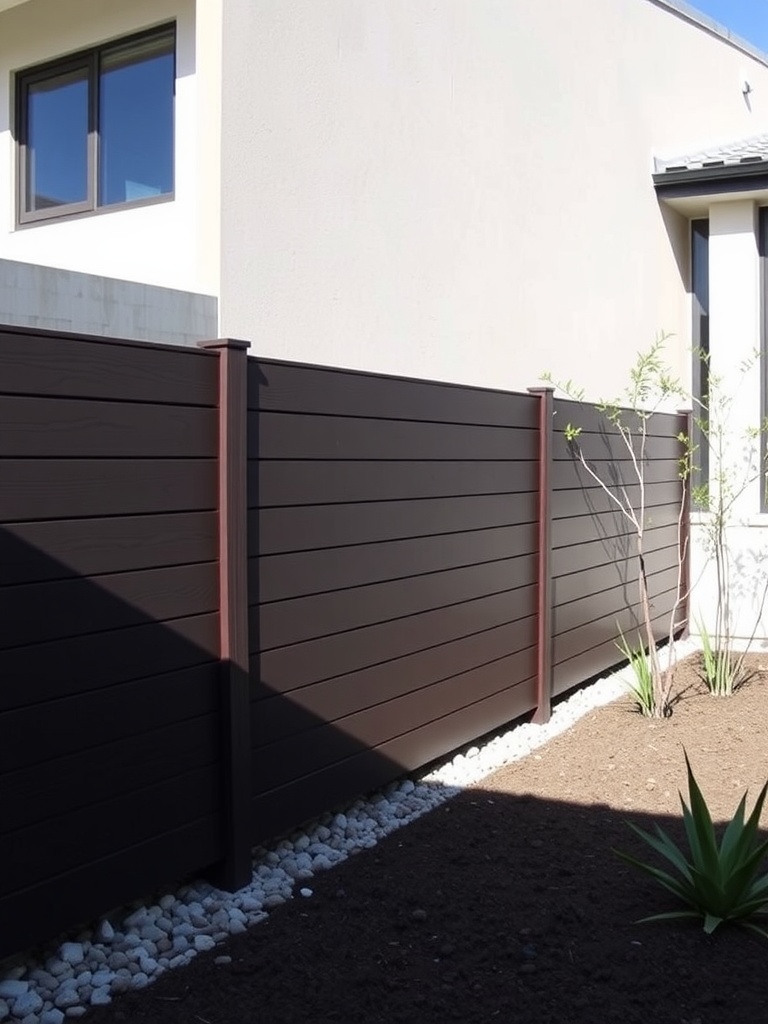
[93,652,768,1024]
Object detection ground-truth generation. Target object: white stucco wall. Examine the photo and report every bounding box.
[688,200,768,643]
[0,0,220,295]
[218,0,768,397]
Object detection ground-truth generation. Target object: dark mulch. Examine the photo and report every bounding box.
[93,653,768,1024]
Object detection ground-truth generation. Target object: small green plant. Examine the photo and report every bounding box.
[696,616,746,697]
[615,751,768,937]
[690,347,768,697]
[616,629,655,717]
[542,334,690,718]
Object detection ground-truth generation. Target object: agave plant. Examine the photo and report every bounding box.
[616,751,768,937]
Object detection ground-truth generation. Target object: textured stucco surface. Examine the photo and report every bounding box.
[218,0,768,398]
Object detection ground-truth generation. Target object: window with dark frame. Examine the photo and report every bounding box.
[691,217,709,506]
[16,24,175,224]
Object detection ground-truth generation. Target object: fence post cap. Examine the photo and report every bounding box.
[198,338,251,352]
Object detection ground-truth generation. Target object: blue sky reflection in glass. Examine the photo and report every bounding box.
[98,36,174,207]
[27,68,88,210]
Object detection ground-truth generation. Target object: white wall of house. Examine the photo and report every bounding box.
[688,199,768,643]
[0,0,220,295]
[218,0,768,398]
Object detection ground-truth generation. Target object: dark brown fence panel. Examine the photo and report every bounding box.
[0,328,224,956]
[550,398,686,697]
[0,327,691,959]
[247,359,540,842]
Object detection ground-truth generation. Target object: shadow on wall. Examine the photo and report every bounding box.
[657,198,690,291]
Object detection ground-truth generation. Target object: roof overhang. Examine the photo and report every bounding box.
[0,0,32,11]
[653,162,768,215]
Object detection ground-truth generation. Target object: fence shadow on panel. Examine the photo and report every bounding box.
[245,356,543,845]
[0,525,431,961]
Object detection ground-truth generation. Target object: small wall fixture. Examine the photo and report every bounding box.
[742,78,752,96]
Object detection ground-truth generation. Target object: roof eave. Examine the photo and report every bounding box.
[653,162,768,199]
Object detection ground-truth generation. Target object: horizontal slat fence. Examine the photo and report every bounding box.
[551,397,686,695]
[0,328,225,956]
[0,327,688,958]
[246,359,540,841]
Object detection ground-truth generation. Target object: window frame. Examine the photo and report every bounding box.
[691,217,710,506]
[15,23,176,227]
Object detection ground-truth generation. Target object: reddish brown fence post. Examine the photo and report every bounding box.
[528,386,554,723]
[200,338,252,890]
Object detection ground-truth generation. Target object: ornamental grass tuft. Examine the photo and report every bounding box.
[616,629,656,717]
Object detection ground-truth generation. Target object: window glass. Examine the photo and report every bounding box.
[98,31,175,206]
[17,25,175,223]
[25,67,89,212]
[691,219,709,499]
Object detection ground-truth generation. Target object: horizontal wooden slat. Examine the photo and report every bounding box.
[252,410,537,461]
[553,398,684,438]
[551,429,683,463]
[553,545,679,607]
[0,460,217,520]
[249,358,536,426]
[0,563,218,649]
[252,647,536,753]
[250,460,537,507]
[551,503,680,550]
[3,714,219,834]
[252,620,535,729]
[552,457,682,492]
[0,663,219,773]
[1,767,221,898]
[553,564,680,637]
[0,512,218,585]
[253,655,536,793]
[0,395,217,459]
[0,816,222,960]
[552,482,682,521]
[257,589,535,693]
[252,493,536,556]
[552,522,678,579]
[250,681,537,844]
[0,329,219,405]
[552,606,679,679]
[0,612,219,711]
[256,558,531,651]
[251,527,536,603]
[552,599,679,696]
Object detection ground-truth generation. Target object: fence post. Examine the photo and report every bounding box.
[200,338,252,890]
[528,386,554,724]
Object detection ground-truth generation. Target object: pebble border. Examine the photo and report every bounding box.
[0,638,698,1024]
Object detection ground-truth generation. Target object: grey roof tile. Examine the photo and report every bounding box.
[654,132,768,173]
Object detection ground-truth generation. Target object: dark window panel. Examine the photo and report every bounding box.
[98,30,175,206]
[25,66,89,212]
[691,218,709,502]
[16,25,175,224]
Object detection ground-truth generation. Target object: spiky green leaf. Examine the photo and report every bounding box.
[615,750,768,938]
